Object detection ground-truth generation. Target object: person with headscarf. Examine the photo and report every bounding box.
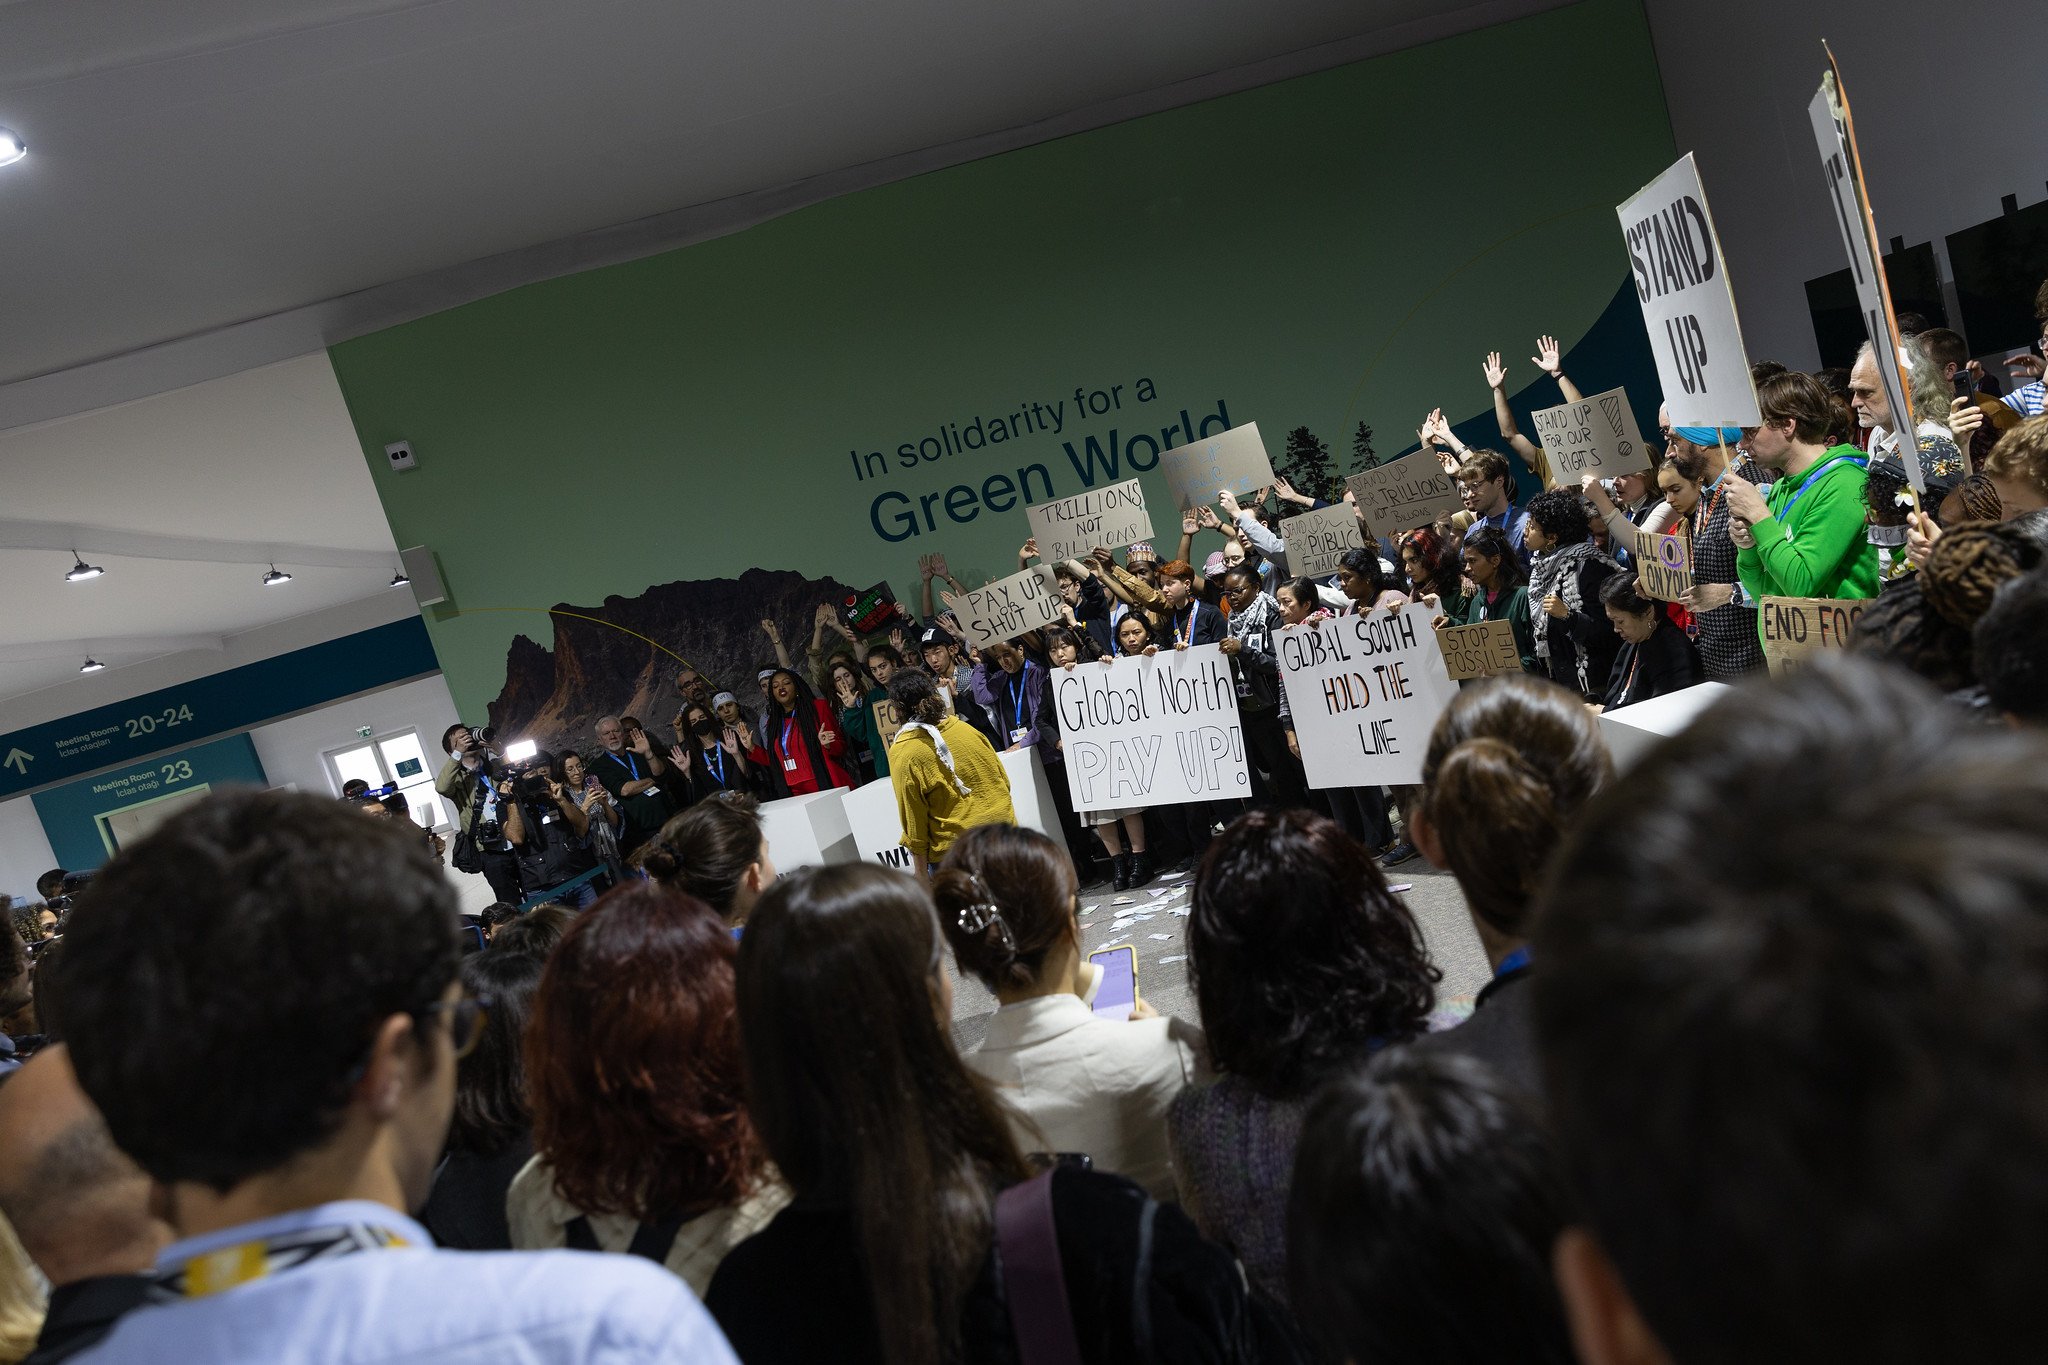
[886,669,1014,877]
[1523,488,1624,700]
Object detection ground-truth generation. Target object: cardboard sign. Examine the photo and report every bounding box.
[1050,645,1248,809]
[1759,596,1867,675]
[1025,478,1154,565]
[1436,618,1522,680]
[1616,153,1761,427]
[1633,529,1694,602]
[1529,386,1653,484]
[1344,452,1463,536]
[941,565,1066,651]
[872,697,906,750]
[1280,503,1364,578]
[1276,605,1460,788]
[1158,422,1276,510]
[1809,59,1921,493]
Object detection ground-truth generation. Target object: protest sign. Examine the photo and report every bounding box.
[941,565,1065,651]
[1808,55,1921,493]
[1759,596,1867,675]
[1050,645,1248,810]
[838,581,903,635]
[1158,422,1275,509]
[1633,529,1694,602]
[1276,605,1460,788]
[1025,478,1153,564]
[1617,153,1761,427]
[1280,503,1364,578]
[872,696,905,750]
[1528,386,1653,483]
[1344,452,1462,536]
[844,748,1062,872]
[1436,618,1522,681]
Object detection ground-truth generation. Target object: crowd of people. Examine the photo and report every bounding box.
[2,281,2048,1365]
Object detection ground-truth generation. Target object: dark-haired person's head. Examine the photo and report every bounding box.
[1220,563,1262,613]
[526,881,761,1227]
[735,864,1026,1365]
[35,868,66,902]
[864,643,902,686]
[440,723,471,756]
[1189,809,1436,1098]
[1275,575,1320,625]
[1288,1049,1574,1365]
[1850,516,2048,693]
[643,793,774,926]
[1915,326,1969,378]
[341,777,370,800]
[1599,573,1661,645]
[1535,660,2048,1365]
[57,790,461,1207]
[1521,488,1591,554]
[1335,546,1387,606]
[932,824,1079,998]
[1411,675,1610,953]
[1975,566,2048,726]
[486,903,575,960]
[1747,370,1841,471]
[443,947,546,1157]
[1463,524,1525,591]
[1457,448,1515,517]
[1114,613,1154,657]
[887,666,948,725]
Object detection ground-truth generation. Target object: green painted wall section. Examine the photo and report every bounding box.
[330,0,1675,721]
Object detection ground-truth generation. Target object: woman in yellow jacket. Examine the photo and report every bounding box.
[886,667,1015,876]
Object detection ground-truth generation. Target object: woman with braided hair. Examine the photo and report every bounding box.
[933,824,1206,1201]
[1851,512,2048,695]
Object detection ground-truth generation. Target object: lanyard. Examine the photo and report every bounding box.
[1495,946,1532,977]
[705,742,726,785]
[1175,604,1197,644]
[1006,666,1032,734]
[1775,454,1865,533]
[778,718,797,761]
[609,751,640,782]
[158,1220,409,1300]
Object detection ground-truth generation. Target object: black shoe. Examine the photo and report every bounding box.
[1111,853,1132,893]
[1128,851,1158,888]
[1377,840,1418,869]
[1165,857,1194,876]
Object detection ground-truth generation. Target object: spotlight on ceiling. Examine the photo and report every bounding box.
[262,564,293,586]
[389,567,411,588]
[79,657,105,674]
[0,129,23,169]
[65,555,105,582]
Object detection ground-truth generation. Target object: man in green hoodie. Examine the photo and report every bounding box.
[1728,370,1879,621]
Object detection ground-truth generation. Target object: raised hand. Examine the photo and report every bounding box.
[1196,505,1224,531]
[1482,351,1507,390]
[668,744,691,771]
[917,553,935,578]
[1181,511,1200,536]
[929,552,950,578]
[1949,396,1985,444]
[759,617,781,641]
[1217,488,1242,518]
[1020,537,1039,561]
[1272,474,1300,504]
[1532,335,1563,377]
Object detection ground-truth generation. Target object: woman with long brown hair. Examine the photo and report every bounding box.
[706,864,1296,1365]
[507,880,788,1291]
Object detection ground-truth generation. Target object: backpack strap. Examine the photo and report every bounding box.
[995,1169,1086,1365]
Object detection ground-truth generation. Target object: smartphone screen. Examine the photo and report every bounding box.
[1089,947,1138,1021]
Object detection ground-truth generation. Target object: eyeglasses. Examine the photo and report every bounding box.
[417,995,491,1060]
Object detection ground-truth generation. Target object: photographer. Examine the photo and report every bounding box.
[437,723,522,904]
[498,749,606,908]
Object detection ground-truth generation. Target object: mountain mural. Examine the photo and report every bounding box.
[486,568,903,757]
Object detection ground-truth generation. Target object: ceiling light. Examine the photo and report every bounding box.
[262,564,293,586]
[389,568,411,588]
[0,130,22,169]
[79,657,105,674]
[65,555,104,582]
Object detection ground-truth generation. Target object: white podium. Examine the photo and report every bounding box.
[757,788,858,871]
[1597,681,1730,771]
[841,748,1061,870]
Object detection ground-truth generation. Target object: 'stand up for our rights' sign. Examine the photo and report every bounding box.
[941,566,1066,651]
[1529,387,1652,483]
[1280,503,1364,578]
[1053,645,1247,810]
[1025,479,1153,564]
[1345,453,1462,536]
[1616,153,1760,427]
[1277,606,1460,788]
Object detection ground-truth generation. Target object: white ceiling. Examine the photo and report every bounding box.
[0,0,1561,709]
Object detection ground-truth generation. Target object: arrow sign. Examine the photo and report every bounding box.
[2,748,31,776]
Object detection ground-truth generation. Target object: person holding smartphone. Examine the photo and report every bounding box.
[932,824,1206,1203]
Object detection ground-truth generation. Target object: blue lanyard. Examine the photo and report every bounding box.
[1175,604,1197,644]
[778,718,797,761]
[1495,946,1532,977]
[1006,666,1032,734]
[1775,454,1865,528]
[705,742,727,785]
[609,751,639,782]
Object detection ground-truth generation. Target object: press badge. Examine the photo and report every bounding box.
[1010,728,1032,746]
[784,758,798,772]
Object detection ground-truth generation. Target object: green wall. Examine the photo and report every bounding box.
[331,0,1675,721]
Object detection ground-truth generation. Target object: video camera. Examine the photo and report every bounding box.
[44,870,93,913]
[494,738,553,804]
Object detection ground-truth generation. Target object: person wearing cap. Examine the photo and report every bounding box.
[917,624,999,745]
[1728,371,1880,615]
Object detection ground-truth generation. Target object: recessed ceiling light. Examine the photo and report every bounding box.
[389,568,411,588]
[65,555,104,582]
[262,564,293,586]
[79,657,105,674]
[0,129,23,169]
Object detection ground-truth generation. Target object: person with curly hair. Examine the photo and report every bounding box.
[1975,566,2048,726]
[1851,511,2048,696]
[1168,809,1437,1305]
[1522,487,1624,699]
[508,880,788,1292]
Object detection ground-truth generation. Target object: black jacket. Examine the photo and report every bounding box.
[1601,618,1705,710]
[1406,965,1539,1110]
[704,1165,1304,1365]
